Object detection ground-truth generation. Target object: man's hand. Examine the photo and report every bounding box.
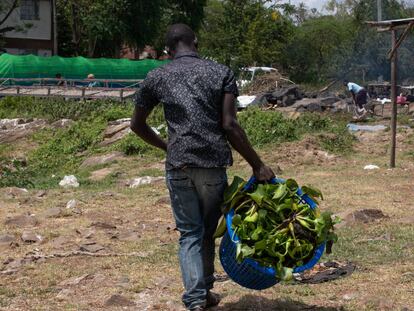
[253,164,275,182]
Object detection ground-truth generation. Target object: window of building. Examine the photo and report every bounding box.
[20,0,40,20]
[19,49,38,55]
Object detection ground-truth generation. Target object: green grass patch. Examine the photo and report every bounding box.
[330,224,414,265]
[137,168,164,177]
[0,99,354,189]
[0,96,134,121]
[239,107,354,154]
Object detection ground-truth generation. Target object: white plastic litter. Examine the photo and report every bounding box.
[59,175,80,188]
[66,199,78,209]
[237,96,257,108]
[364,165,380,170]
[151,127,160,135]
[376,98,392,105]
[347,124,387,132]
[128,176,165,188]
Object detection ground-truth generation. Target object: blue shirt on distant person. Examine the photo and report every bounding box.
[347,82,363,94]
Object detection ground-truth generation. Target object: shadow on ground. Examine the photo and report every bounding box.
[216,295,344,311]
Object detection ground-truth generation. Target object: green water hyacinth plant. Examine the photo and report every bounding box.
[215,176,339,281]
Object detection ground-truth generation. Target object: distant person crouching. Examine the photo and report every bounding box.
[344,80,368,119]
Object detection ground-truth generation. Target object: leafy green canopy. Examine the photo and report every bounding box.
[57,0,206,57]
[215,176,339,281]
[199,0,414,83]
[199,0,294,72]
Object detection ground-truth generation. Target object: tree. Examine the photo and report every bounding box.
[340,0,413,82]
[199,0,294,71]
[150,0,207,54]
[283,15,355,83]
[57,0,207,58]
[0,0,20,49]
[57,0,164,57]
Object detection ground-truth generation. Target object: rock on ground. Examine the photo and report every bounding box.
[80,152,124,168]
[89,167,115,181]
[4,215,39,227]
[99,118,131,147]
[42,207,66,218]
[59,175,79,188]
[105,294,136,307]
[0,234,16,244]
[21,231,43,243]
[51,119,74,129]
[3,187,29,199]
[66,199,78,209]
[0,118,48,143]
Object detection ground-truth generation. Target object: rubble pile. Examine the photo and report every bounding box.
[238,72,351,113]
[243,71,293,95]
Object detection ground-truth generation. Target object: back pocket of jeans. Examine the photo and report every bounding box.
[168,176,193,190]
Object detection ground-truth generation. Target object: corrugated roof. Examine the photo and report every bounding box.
[366,17,414,27]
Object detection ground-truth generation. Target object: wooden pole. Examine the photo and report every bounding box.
[377,0,382,21]
[390,29,398,168]
[387,22,414,60]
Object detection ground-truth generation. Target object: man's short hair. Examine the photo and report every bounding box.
[343,79,349,86]
[165,24,196,51]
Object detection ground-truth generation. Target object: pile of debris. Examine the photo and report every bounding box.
[238,72,350,113]
[243,71,294,95]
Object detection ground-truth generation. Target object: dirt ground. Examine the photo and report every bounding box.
[1,126,414,311]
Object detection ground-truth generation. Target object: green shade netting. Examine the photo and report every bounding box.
[0,53,168,80]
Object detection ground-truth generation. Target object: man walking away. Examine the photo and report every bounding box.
[344,80,368,119]
[130,24,275,310]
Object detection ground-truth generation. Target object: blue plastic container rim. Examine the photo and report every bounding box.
[225,176,326,275]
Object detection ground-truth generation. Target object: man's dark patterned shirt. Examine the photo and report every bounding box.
[135,51,239,170]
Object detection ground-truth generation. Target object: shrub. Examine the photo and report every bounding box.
[319,131,355,154]
[238,108,299,146]
[0,159,34,188]
[237,107,354,154]
[0,96,134,121]
[24,117,107,187]
[113,133,152,156]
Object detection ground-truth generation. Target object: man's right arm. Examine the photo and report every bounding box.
[130,75,167,152]
[130,106,167,152]
[222,93,275,182]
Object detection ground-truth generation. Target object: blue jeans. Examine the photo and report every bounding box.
[166,168,227,310]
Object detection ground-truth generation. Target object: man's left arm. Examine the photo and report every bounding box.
[130,106,167,152]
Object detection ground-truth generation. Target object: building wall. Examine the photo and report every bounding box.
[0,0,53,56]
[2,0,52,40]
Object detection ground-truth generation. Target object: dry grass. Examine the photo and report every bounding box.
[1,128,414,311]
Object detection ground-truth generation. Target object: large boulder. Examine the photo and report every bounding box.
[99,118,131,147]
[80,152,124,168]
[0,118,48,143]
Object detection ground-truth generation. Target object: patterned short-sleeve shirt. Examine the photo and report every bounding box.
[135,51,239,170]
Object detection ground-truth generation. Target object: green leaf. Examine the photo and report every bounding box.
[232,214,242,226]
[254,239,267,250]
[223,176,245,204]
[241,245,255,258]
[302,185,324,200]
[213,216,227,239]
[273,183,287,200]
[278,267,294,282]
[244,211,259,223]
[248,184,267,205]
[286,179,299,192]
